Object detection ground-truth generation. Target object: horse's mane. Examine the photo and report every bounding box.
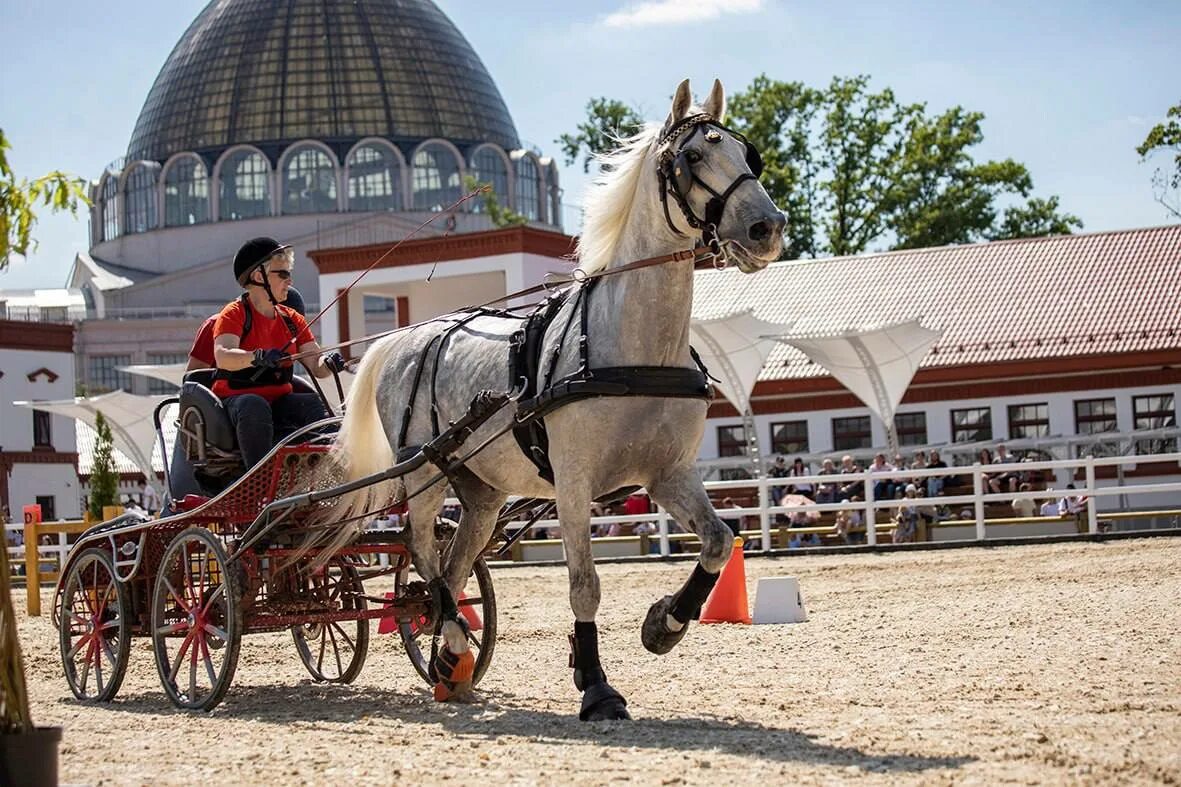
[574,123,662,275]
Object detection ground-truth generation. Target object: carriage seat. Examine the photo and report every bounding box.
[178,369,321,465]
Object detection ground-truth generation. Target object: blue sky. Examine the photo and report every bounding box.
[1,0,1177,290]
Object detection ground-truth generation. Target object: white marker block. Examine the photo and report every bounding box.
[752,576,807,624]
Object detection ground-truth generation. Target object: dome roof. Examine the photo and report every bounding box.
[126,0,520,162]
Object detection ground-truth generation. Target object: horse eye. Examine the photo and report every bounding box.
[685,149,702,163]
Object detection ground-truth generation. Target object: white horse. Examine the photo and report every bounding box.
[323,79,784,719]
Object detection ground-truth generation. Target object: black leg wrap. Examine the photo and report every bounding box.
[641,564,719,655]
[569,621,605,691]
[670,564,719,624]
[579,681,631,721]
[426,577,462,683]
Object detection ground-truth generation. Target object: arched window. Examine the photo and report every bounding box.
[219,149,271,221]
[411,143,461,211]
[515,154,541,221]
[469,146,508,213]
[123,163,160,234]
[347,143,402,211]
[164,157,209,226]
[548,162,562,228]
[101,176,119,241]
[282,146,337,214]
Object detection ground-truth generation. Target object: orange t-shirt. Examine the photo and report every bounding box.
[211,299,313,402]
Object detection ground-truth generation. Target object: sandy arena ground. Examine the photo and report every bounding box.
[15,537,1181,785]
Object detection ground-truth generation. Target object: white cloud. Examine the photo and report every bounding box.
[601,0,765,29]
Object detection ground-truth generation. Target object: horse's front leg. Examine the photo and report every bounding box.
[553,482,631,721]
[641,464,734,654]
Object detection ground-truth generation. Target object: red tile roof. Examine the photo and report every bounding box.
[693,224,1181,381]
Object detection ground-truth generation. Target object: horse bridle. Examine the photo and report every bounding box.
[656,112,765,258]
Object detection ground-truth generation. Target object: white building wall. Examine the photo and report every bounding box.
[1,345,81,520]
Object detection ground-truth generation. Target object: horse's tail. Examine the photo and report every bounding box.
[297,332,405,565]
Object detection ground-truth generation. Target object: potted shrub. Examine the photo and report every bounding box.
[0,541,61,786]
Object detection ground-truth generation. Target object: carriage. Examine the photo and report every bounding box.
[52,370,516,711]
[54,79,784,720]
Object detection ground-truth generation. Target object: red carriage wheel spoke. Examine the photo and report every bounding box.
[199,635,217,688]
[161,575,191,615]
[190,632,199,701]
[169,627,197,684]
[199,584,225,617]
[328,622,355,652]
[77,644,92,692]
[93,645,105,694]
[325,621,344,676]
[202,622,229,643]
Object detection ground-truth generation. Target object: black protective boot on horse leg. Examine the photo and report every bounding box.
[570,621,630,721]
[641,564,719,655]
[427,578,476,702]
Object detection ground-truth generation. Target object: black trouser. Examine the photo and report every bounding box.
[224,392,329,468]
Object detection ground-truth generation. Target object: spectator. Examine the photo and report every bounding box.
[834,499,865,544]
[1039,491,1061,517]
[1058,483,1089,533]
[991,443,1020,493]
[868,452,896,500]
[815,458,838,504]
[910,451,928,488]
[768,456,789,505]
[719,497,742,537]
[1012,483,1037,518]
[927,449,949,497]
[123,496,149,520]
[977,446,995,489]
[787,457,813,499]
[139,479,160,516]
[837,455,863,500]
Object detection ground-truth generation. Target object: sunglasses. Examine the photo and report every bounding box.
[268,268,293,281]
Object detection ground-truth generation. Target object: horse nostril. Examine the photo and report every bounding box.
[749,212,786,242]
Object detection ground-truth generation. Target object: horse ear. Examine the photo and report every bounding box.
[666,79,693,127]
[702,79,726,124]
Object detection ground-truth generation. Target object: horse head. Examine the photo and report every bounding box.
[656,78,785,272]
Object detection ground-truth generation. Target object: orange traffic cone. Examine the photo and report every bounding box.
[457,590,483,632]
[699,537,752,624]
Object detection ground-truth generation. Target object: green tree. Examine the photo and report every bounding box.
[557,98,645,173]
[1136,101,1181,220]
[88,411,120,520]
[0,128,90,270]
[726,74,1081,256]
[463,175,528,228]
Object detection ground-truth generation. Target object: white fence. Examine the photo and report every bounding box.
[4,523,72,579]
[505,451,1181,559]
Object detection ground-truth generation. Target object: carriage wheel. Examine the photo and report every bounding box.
[59,548,132,702]
[399,556,497,687]
[292,559,369,683]
[150,527,242,711]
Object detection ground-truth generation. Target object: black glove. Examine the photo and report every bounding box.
[323,351,348,374]
[251,348,289,370]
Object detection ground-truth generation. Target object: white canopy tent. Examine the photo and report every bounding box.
[119,363,187,389]
[777,319,943,452]
[689,311,795,476]
[119,363,354,412]
[14,391,172,500]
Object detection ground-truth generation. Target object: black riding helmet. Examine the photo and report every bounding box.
[233,237,292,287]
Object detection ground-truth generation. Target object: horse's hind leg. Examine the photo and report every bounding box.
[553,479,630,721]
[641,465,734,655]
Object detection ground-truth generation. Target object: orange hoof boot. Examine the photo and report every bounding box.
[432,647,475,702]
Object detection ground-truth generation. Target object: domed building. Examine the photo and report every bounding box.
[67,0,565,394]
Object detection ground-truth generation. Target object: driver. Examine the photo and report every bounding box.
[212,237,346,468]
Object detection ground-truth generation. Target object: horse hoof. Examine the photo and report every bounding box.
[641,595,689,655]
[432,647,475,702]
[580,682,631,721]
